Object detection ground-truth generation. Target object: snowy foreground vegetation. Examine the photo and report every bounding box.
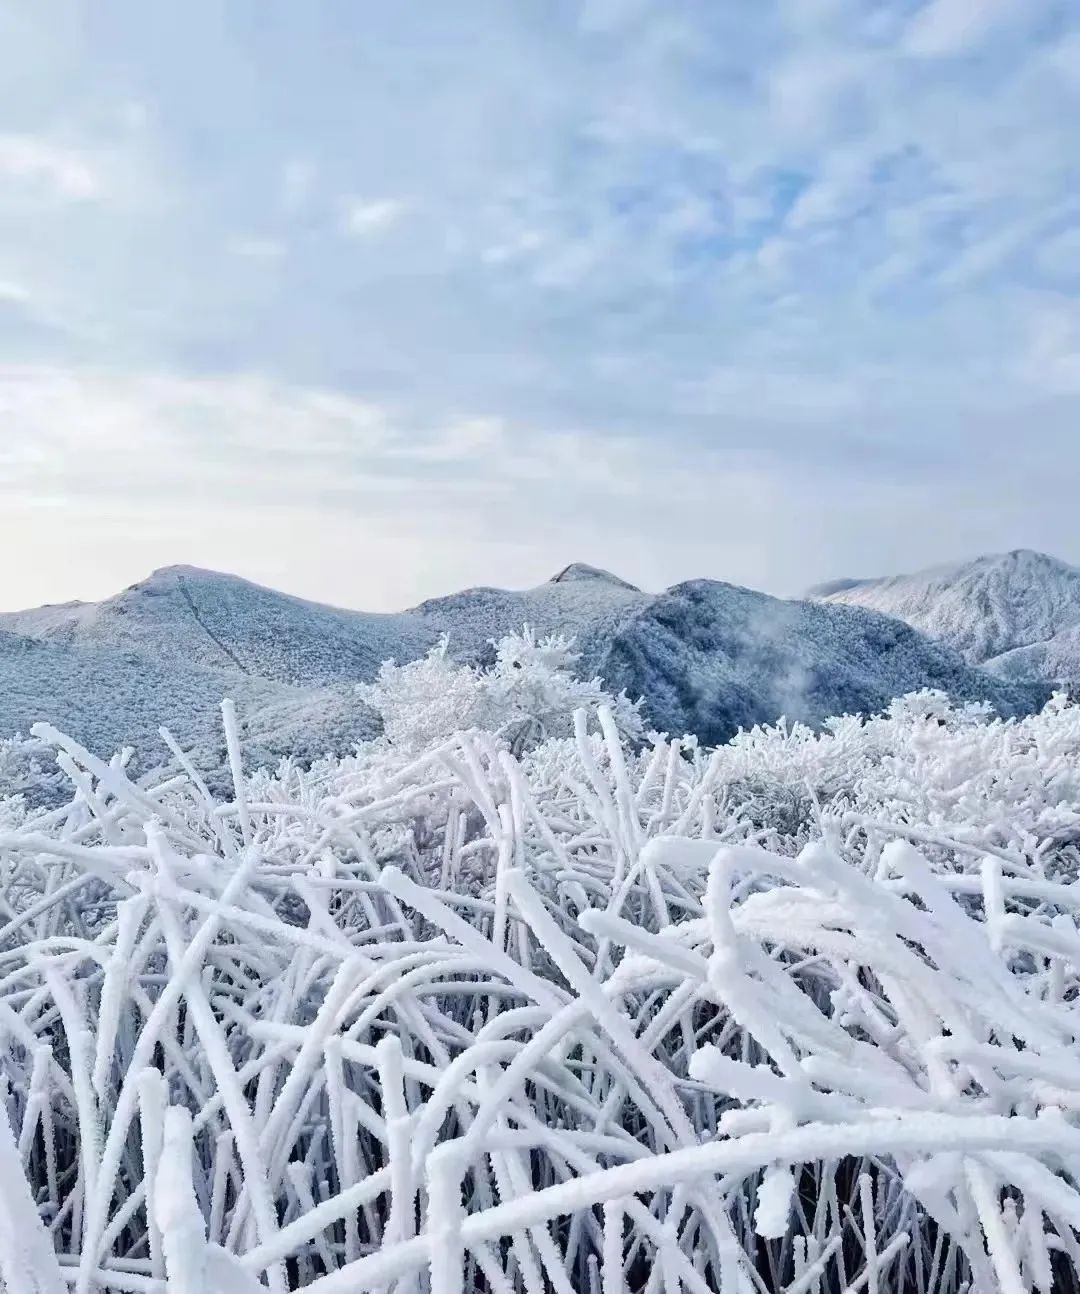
[3,632,1080,1292]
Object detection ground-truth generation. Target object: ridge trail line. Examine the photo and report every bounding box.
[175,573,252,676]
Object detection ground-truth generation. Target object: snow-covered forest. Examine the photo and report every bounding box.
[3,631,1080,1293]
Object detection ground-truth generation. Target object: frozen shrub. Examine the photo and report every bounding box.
[1,688,1079,1290]
[357,625,643,754]
[0,732,68,814]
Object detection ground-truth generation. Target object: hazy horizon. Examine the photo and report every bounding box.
[2,1,1079,611]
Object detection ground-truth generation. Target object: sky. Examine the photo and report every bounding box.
[1,0,1079,612]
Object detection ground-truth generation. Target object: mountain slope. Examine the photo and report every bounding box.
[0,627,380,796]
[0,565,439,686]
[0,563,653,791]
[596,580,1042,745]
[413,562,650,667]
[0,562,648,684]
[981,624,1080,684]
[811,550,1080,679]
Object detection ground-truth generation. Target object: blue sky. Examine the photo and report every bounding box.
[1,0,1079,610]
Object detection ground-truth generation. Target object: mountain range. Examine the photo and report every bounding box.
[0,554,1063,798]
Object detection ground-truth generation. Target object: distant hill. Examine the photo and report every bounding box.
[970,624,1080,686]
[0,558,1050,796]
[810,549,1080,682]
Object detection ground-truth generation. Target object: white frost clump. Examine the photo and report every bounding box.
[357,625,643,753]
[2,684,1080,1291]
[0,733,67,817]
[707,688,1080,856]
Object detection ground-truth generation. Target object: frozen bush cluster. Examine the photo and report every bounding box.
[2,653,1080,1291]
[0,734,71,821]
[707,689,1080,861]
[356,627,644,755]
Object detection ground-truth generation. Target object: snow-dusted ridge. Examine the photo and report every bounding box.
[1,563,438,684]
[548,561,641,590]
[812,548,1080,680]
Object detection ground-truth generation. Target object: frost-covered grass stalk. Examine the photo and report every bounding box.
[2,637,1080,1292]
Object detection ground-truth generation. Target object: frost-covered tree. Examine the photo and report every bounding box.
[357,625,643,754]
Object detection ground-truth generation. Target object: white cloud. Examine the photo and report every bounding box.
[902,0,1018,58]
[937,222,1032,287]
[1,5,1079,608]
[0,361,791,608]
[388,417,506,463]
[0,278,30,304]
[679,365,861,419]
[0,365,601,505]
[230,237,287,259]
[2,353,1078,613]
[785,153,870,230]
[120,101,150,132]
[0,134,102,200]
[0,366,382,475]
[1047,32,1080,88]
[481,229,546,265]
[341,197,408,237]
[766,48,869,136]
[578,0,651,35]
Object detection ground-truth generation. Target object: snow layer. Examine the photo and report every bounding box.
[813,548,1080,679]
[0,625,379,797]
[413,561,650,666]
[984,621,1080,684]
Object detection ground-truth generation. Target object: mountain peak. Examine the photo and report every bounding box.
[139,565,238,587]
[991,548,1076,572]
[548,563,640,591]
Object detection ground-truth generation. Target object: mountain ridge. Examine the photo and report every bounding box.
[0,557,1054,800]
[811,548,1080,680]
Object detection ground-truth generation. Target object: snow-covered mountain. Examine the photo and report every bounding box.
[985,624,1080,684]
[0,560,1046,794]
[595,579,1038,745]
[0,564,438,686]
[810,549,1080,682]
[0,626,380,796]
[413,562,650,666]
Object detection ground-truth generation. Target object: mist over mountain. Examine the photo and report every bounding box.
[594,578,1040,746]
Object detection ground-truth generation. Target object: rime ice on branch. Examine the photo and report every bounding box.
[1,677,1080,1291]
